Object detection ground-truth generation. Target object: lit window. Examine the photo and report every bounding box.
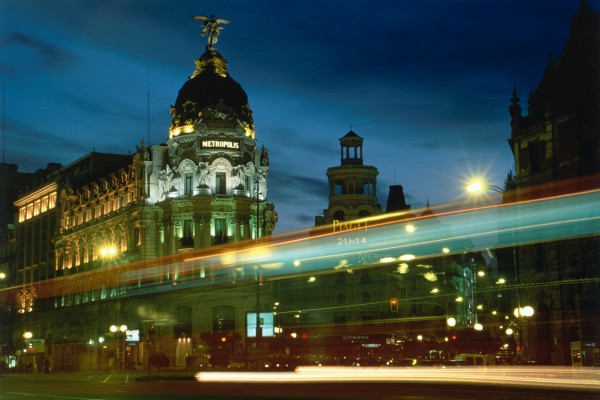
[41,196,49,212]
[49,192,57,209]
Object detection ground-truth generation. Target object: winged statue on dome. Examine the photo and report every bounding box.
[191,15,231,47]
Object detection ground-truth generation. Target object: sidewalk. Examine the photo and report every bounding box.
[0,369,196,382]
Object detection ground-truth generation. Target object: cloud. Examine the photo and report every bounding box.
[268,172,328,199]
[294,213,314,224]
[2,31,76,69]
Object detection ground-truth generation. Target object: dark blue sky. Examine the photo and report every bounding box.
[2,0,596,233]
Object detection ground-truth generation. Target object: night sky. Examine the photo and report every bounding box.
[2,0,596,233]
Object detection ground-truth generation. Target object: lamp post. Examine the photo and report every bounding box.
[101,245,129,371]
[254,173,262,368]
[109,324,127,370]
[503,306,534,363]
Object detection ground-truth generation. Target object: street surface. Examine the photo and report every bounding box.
[1,367,599,400]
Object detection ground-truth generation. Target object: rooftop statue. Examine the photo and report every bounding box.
[191,14,231,48]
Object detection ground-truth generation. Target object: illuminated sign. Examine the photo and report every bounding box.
[126,329,140,342]
[246,312,274,337]
[201,140,240,150]
[26,339,45,353]
[332,219,367,232]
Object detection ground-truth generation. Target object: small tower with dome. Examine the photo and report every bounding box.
[315,130,383,225]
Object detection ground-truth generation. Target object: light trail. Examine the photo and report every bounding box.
[195,366,600,391]
[1,189,598,304]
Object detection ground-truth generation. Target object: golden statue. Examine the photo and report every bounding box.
[191,15,231,47]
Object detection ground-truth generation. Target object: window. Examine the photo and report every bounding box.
[334,183,343,195]
[535,244,545,272]
[526,140,546,173]
[184,173,193,196]
[134,227,141,246]
[41,196,49,212]
[361,291,371,304]
[216,172,226,194]
[48,192,57,209]
[333,211,345,221]
[182,219,194,247]
[215,218,227,244]
[175,306,193,336]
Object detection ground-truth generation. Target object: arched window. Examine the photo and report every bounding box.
[333,211,345,221]
[174,306,192,336]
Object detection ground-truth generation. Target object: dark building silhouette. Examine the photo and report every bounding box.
[386,185,411,213]
[500,0,599,365]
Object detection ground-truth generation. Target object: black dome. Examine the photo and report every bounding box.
[170,48,253,133]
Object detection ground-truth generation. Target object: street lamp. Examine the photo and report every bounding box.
[109,324,127,370]
[465,180,504,194]
[514,306,534,319]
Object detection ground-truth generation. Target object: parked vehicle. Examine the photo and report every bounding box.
[454,354,496,366]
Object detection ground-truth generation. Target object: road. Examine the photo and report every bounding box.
[1,368,598,400]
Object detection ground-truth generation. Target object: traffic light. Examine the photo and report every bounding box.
[390,298,398,312]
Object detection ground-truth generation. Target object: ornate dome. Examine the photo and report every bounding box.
[169,48,254,138]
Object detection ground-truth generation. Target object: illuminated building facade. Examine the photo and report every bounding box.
[502,1,599,365]
[7,20,277,371]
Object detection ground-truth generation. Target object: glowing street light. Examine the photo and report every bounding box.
[447,317,457,327]
[514,306,534,318]
[100,246,117,257]
[465,179,503,194]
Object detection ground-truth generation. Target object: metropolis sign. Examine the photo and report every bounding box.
[201,140,240,150]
